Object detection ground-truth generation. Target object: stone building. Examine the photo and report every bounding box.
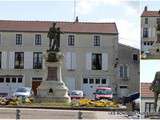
[141,6,160,56]
[0,20,139,99]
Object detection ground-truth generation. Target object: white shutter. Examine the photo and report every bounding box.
[152,28,156,37]
[102,53,108,71]
[24,52,33,69]
[148,28,151,38]
[65,52,71,70]
[9,52,14,69]
[127,66,129,78]
[2,51,7,69]
[71,52,76,70]
[86,53,91,70]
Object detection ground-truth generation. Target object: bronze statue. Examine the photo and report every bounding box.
[47,23,60,52]
[150,71,160,112]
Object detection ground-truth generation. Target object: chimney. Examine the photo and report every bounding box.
[75,16,79,22]
[144,6,147,11]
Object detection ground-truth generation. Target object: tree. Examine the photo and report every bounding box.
[150,71,160,112]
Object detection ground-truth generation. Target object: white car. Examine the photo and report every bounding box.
[13,87,33,97]
[70,90,84,99]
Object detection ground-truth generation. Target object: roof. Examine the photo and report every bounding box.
[141,83,154,97]
[0,20,118,34]
[141,11,160,17]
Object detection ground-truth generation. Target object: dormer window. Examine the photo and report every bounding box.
[68,35,75,46]
[93,35,100,46]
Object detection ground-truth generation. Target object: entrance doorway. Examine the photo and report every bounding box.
[32,77,42,96]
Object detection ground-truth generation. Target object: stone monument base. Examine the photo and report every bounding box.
[37,81,70,103]
[37,61,71,103]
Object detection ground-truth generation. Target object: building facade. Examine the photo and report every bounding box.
[141,83,160,113]
[116,44,139,98]
[141,6,160,56]
[0,20,139,99]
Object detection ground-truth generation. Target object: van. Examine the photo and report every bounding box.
[95,87,113,100]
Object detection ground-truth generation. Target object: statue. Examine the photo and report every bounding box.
[47,23,62,62]
[47,23,61,52]
[150,71,160,112]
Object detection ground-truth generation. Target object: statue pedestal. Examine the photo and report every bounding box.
[37,61,70,103]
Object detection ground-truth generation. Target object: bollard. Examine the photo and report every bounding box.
[78,110,83,119]
[16,109,20,120]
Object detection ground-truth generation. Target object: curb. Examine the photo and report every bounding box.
[0,105,126,111]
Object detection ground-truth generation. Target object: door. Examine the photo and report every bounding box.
[32,81,42,96]
[119,85,128,97]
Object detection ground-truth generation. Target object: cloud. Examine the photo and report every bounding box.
[76,0,121,15]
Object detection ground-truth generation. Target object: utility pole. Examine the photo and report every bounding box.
[74,0,76,20]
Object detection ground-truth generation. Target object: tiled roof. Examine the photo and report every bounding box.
[141,83,154,97]
[141,11,160,17]
[0,20,118,34]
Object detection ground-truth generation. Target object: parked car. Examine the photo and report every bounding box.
[94,87,113,100]
[70,90,84,99]
[13,87,33,98]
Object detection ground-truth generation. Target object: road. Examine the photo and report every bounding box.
[0,108,131,119]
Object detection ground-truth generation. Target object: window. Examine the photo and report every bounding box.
[12,78,16,83]
[6,78,10,83]
[145,18,148,24]
[68,35,75,46]
[83,78,88,84]
[157,18,160,24]
[143,28,148,38]
[92,53,102,70]
[18,78,22,83]
[157,34,160,43]
[119,65,129,79]
[145,102,154,112]
[133,54,138,61]
[89,78,94,84]
[94,35,100,46]
[95,79,100,84]
[32,77,43,81]
[15,52,24,69]
[0,52,1,69]
[0,33,1,45]
[35,34,41,45]
[102,79,106,84]
[16,34,22,45]
[0,78,4,83]
[33,52,42,69]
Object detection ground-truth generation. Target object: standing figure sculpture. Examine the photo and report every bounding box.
[150,71,160,112]
[47,22,61,52]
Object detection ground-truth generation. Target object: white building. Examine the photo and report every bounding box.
[0,20,139,98]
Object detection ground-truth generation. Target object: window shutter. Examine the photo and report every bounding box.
[148,28,151,38]
[86,53,91,70]
[24,52,33,69]
[127,66,129,78]
[2,51,7,69]
[65,52,71,70]
[102,53,108,71]
[152,28,156,37]
[71,52,76,70]
[9,52,14,69]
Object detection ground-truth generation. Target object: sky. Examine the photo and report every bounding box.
[0,0,140,48]
[141,60,160,83]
